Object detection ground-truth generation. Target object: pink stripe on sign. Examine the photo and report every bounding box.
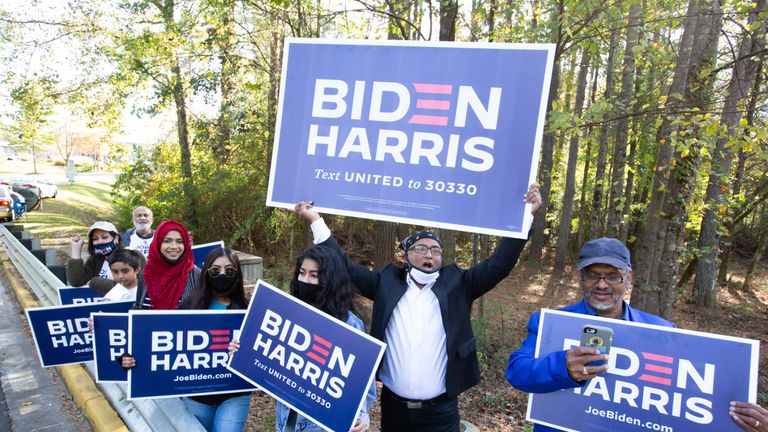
[641,352,674,363]
[313,334,332,348]
[408,115,449,126]
[644,364,673,375]
[638,374,672,386]
[312,344,330,357]
[306,352,327,365]
[413,83,453,94]
[208,344,230,350]
[416,99,451,110]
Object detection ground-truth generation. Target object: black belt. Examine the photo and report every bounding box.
[382,386,450,409]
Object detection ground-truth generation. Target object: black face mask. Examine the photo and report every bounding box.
[294,281,318,304]
[208,274,236,295]
[94,241,116,256]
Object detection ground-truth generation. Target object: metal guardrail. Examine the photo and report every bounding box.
[0,224,205,432]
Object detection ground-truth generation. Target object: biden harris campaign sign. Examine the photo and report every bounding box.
[529,310,760,432]
[228,280,386,432]
[191,241,224,270]
[58,286,103,305]
[25,300,134,367]
[267,39,554,239]
[91,312,129,382]
[127,310,257,399]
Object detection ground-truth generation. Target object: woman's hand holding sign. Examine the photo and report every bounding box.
[228,339,240,356]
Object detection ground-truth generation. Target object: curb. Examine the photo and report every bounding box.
[0,252,129,432]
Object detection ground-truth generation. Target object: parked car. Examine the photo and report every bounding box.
[0,176,57,198]
[0,185,14,222]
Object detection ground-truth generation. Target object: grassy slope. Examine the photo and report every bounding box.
[18,180,117,241]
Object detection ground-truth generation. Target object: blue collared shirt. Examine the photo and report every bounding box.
[506,299,674,432]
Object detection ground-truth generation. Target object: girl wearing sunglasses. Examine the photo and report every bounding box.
[178,247,251,432]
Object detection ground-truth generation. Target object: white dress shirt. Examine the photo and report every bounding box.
[379,276,447,399]
[311,218,448,399]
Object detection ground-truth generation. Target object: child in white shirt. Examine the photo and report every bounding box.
[103,249,146,302]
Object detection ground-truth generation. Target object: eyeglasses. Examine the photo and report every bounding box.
[408,245,444,256]
[580,271,625,285]
[208,267,237,278]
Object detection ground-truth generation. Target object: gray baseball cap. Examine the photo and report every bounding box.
[576,238,631,271]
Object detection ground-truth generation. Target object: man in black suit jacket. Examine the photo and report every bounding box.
[295,184,540,432]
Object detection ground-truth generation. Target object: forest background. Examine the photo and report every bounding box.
[1,0,767,428]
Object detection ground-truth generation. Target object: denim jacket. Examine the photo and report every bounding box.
[275,311,376,432]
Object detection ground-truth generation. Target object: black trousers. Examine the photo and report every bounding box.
[380,387,460,432]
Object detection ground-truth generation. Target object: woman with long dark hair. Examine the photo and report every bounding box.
[179,247,252,432]
[230,244,374,432]
[278,245,374,431]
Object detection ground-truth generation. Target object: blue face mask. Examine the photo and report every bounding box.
[94,241,116,256]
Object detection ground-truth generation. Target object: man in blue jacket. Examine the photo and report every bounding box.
[506,237,674,431]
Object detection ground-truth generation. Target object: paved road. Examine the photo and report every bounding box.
[0,278,89,431]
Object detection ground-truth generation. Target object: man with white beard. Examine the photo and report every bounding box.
[121,206,155,257]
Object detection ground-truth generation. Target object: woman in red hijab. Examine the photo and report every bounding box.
[136,220,200,309]
[121,220,201,370]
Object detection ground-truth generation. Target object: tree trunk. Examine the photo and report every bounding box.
[171,61,196,226]
[528,0,564,263]
[373,222,396,268]
[631,0,722,318]
[214,0,237,164]
[554,49,590,271]
[440,229,456,266]
[743,226,768,291]
[529,63,560,263]
[692,0,766,306]
[605,1,642,236]
[649,0,722,318]
[589,25,619,240]
[577,62,600,248]
[717,58,764,284]
[438,0,458,41]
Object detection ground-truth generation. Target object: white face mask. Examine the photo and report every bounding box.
[134,222,151,232]
[408,266,440,286]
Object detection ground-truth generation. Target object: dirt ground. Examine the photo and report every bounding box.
[245,259,768,432]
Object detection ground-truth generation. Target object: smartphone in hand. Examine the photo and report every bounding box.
[581,324,613,366]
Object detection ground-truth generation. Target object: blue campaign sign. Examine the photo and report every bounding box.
[92,313,129,382]
[529,310,759,432]
[191,241,224,269]
[267,39,555,238]
[228,280,386,432]
[25,301,134,367]
[58,286,103,305]
[127,310,257,399]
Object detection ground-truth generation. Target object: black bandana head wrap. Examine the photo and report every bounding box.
[400,230,443,252]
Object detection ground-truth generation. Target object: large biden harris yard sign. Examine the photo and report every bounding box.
[267,39,554,238]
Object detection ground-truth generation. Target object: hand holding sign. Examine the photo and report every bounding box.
[731,402,768,432]
[295,201,320,223]
[525,183,542,215]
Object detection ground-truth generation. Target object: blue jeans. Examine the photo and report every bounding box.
[182,395,251,432]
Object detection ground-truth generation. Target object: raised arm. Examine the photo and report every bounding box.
[294,202,380,300]
[463,183,542,300]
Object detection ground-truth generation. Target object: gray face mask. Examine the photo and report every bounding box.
[134,222,151,232]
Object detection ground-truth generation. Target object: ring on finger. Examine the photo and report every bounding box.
[756,420,760,428]
[582,366,588,375]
